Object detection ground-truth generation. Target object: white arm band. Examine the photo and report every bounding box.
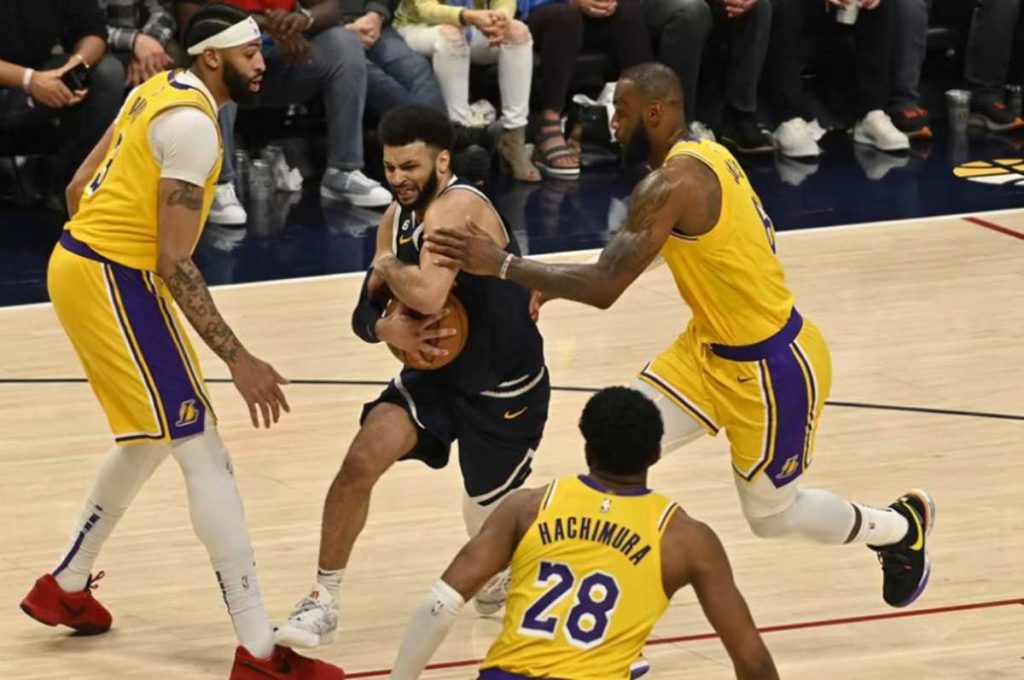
[390,580,465,680]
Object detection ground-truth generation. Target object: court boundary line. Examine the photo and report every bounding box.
[962,215,1024,241]
[2,377,1023,422]
[2,207,1021,312]
[345,597,1024,678]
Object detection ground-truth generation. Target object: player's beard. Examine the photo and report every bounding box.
[224,61,258,106]
[405,170,440,214]
[623,124,652,165]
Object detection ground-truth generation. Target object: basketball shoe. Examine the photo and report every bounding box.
[230,644,345,679]
[474,567,512,616]
[276,587,339,648]
[20,571,112,635]
[869,489,935,608]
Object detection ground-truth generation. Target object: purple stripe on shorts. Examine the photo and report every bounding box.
[479,670,542,680]
[760,349,811,488]
[110,265,206,440]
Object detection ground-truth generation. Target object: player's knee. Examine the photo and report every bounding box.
[338,445,389,490]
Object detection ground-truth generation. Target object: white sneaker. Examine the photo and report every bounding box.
[806,118,827,141]
[473,567,511,616]
[274,587,338,649]
[689,120,716,143]
[209,183,247,225]
[320,168,392,207]
[853,110,910,152]
[773,118,822,158]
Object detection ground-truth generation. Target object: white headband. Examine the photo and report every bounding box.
[187,16,261,55]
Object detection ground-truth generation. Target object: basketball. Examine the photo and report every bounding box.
[385,292,468,370]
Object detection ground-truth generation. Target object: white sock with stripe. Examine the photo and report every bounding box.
[54,444,169,592]
[316,567,344,601]
[171,427,274,659]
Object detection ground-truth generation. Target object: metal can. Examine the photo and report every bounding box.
[248,159,272,201]
[233,149,251,200]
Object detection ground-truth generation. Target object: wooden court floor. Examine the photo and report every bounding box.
[2,213,1023,678]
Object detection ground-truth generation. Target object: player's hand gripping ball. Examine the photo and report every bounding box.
[384,293,468,370]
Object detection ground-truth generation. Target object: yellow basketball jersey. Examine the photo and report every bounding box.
[68,70,222,271]
[481,475,679,680]
[661,138,794,346]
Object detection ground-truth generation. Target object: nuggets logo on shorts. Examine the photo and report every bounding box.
[176,399,199,427]
[953,159,1024,185]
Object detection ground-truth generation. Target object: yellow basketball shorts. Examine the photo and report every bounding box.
[48,232,215,444]
[638,309,832,487]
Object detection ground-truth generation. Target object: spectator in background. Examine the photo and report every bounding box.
[522,0,652,178]
[394,0,541,182]
[889,0,1022,136]
[0,0,124,206]
[340,0,447,115]
[769,0,908,156]
[177,0,391,225]
[105,0,180,87]
[641,0,774,154]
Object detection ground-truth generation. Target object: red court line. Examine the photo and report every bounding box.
[345,597,1023,678]
[963,216,1024,241]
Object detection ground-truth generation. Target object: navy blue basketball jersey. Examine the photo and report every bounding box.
[391,176,544,393]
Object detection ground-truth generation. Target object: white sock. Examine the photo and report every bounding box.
[847,502,910,547]
[390,580,465,680]
[316,567,344,601]
[53,444,169,591]
[172,426,274,659]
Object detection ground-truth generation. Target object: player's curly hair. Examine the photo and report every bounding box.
[579,387,663,476]
[378,104,454,152]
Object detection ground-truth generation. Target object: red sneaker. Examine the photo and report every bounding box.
[20,572,112,635]
[230,645,346,680]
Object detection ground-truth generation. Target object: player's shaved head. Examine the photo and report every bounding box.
[618,62,683,108]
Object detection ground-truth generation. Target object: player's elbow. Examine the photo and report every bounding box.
[591,287,622,310]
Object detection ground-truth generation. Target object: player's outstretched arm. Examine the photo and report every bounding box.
[389,488,542,680]
[156,178,289,429]
[669,516,779,680]
[426,166,685,309]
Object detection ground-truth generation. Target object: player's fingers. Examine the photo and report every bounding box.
[425,230,464,247]
[429,253,463,269]
[259,399,271,429]
[273,383,291,413]
[269,394,281,423]
[423,307,451,326]
[464,215,484,234]
[247,400,259,428]
[423,344,449,358]
[424,327,458,340]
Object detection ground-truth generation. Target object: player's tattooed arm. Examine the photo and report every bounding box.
[156,179,244,365]
[426,167,680,310]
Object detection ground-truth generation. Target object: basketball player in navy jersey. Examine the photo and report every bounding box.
[276,104,550,648]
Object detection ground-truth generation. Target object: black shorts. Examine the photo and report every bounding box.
[361,366,550,506]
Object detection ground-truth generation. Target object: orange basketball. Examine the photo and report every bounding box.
[385,293,468,370]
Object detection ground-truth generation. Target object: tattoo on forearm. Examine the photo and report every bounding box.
[167,180,204,211]
[164,258,244,364]
[509,171,673,305]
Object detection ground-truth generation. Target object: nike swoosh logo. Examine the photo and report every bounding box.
[737,376,754,383]
[61,601,85,618]
[906,502,924,551]
[504,407,528,420]
[399,235,414,245]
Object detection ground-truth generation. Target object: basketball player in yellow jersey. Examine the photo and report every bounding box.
[19,5,344,678]
[426,62,936,612]
[386,387,778,680]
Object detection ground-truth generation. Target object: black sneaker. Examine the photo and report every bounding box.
[720,111,774,155]
[889,107,933,139]
[869,489,936,608]
[968,99,1023,132]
